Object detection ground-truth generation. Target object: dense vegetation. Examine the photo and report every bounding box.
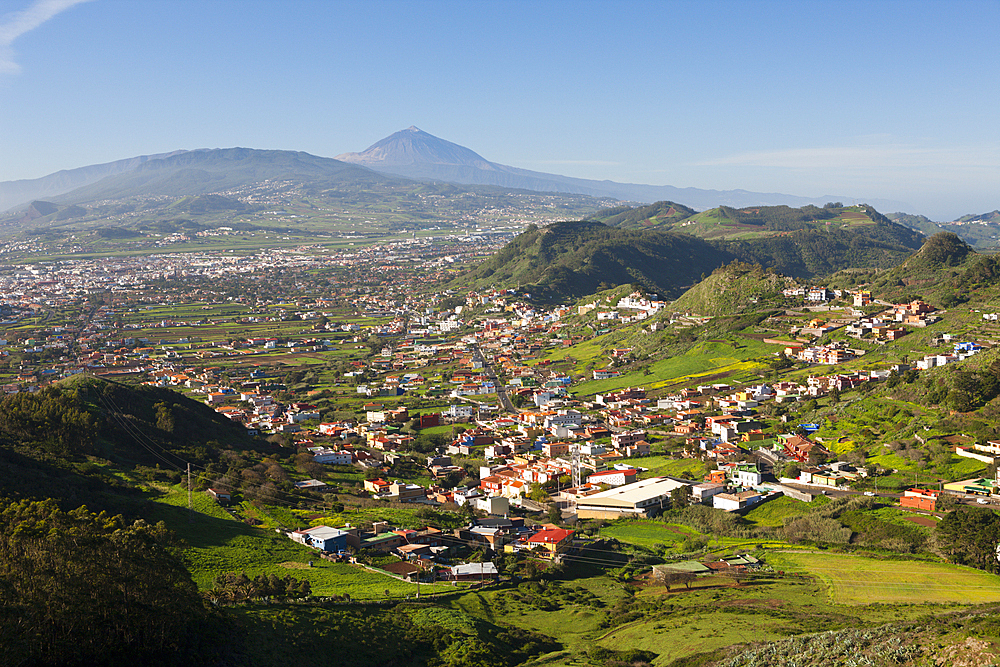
[464,211,923,302]
[0,498,206,666]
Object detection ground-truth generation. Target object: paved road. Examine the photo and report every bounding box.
[472,344,516,413]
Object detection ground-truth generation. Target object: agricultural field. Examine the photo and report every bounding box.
[554,337,776,397]
[443,550,971,667]
[768,551,1000,605]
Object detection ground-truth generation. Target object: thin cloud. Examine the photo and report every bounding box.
[696,144,1000,170]
[0,0,91,74]
[531,160,621,167]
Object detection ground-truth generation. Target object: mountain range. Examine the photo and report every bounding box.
[335,127,910,212]
[2,128,910,216]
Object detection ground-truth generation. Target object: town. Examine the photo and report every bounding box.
[3,236,999,598]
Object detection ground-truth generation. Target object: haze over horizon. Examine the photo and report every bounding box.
[0,0,997,221]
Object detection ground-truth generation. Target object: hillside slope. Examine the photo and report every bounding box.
[50,148,396,204]
[865,232,1000,307]
[464,215,923,302]
[671,263,797,315]
[0,375,261,507]
[0,150,188,213]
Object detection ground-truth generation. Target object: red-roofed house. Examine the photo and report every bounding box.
[526,528,574,558]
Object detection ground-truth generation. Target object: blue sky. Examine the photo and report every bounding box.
[0,0,997,220]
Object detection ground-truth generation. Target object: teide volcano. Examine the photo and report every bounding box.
[336,127,909,212]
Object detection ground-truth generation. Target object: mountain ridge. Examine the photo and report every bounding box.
[0,150,190,213]
[336,127,912,212]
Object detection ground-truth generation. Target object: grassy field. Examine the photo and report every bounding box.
[743,495,815,527]
[768,551,1000,605]
[570,338,773,396]
[470,559,954,667]
[630,456,707,480]
[598,521,701,550]
[144,483,454,598]
[596,607,797,664]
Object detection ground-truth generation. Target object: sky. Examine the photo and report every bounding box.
[0,0,997,220]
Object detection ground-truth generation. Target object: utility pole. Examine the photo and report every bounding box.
[187,463,192,521]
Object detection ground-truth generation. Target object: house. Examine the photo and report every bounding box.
[311,448,352,465]
[525,528,574,558]
[586,468,639,488]
[294,479,328,491]
[691,482,725,504]
[780,434,831,464]
[474,495,510,515]
[362,532,407,552]
[206,488,231,503]
[733,465,762,487]
[302,525,349,553]
[364,478,391,494]
[381,560,421,582]
[419,412,441,428]
[713,491,764,512]
[389,481,426,502]
[447,404,477,419]
[449,562,499,581]
[900,488,941,511]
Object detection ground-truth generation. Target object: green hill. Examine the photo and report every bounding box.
[462,220,729,301]
[463,213,923,302]
[592,200,697,229]
[890,211,1000,249]
[0,375,261,508]
[671,262,797,315]
[866,231,1000,307]
[593,202,906,241]
[888,211,940,236]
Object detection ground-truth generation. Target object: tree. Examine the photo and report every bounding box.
[670,485,691,508]
[936,506,1000,572]
[652,567,696,591]
[528,485,550,502]
[547,503,562,525]
[0,498,205,664]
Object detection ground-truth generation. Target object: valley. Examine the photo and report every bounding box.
[4,196,1000,665]
[2,141,1000,667]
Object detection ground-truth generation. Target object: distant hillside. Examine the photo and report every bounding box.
[671,262,797,315]
[888,211,939,236]
[957,210,1000,224]
[462,221,724,301]
[50,148,396,204]
[0,150,188,213]
[0,147,619,241]
[867,231,1000,307]
[462,215,923,302]
[5,200,88,227]
[337,127,910,211]
[596,202,904,241]
[890,211,1000,249]
[591,200,697,229]
[167,194,251,214]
